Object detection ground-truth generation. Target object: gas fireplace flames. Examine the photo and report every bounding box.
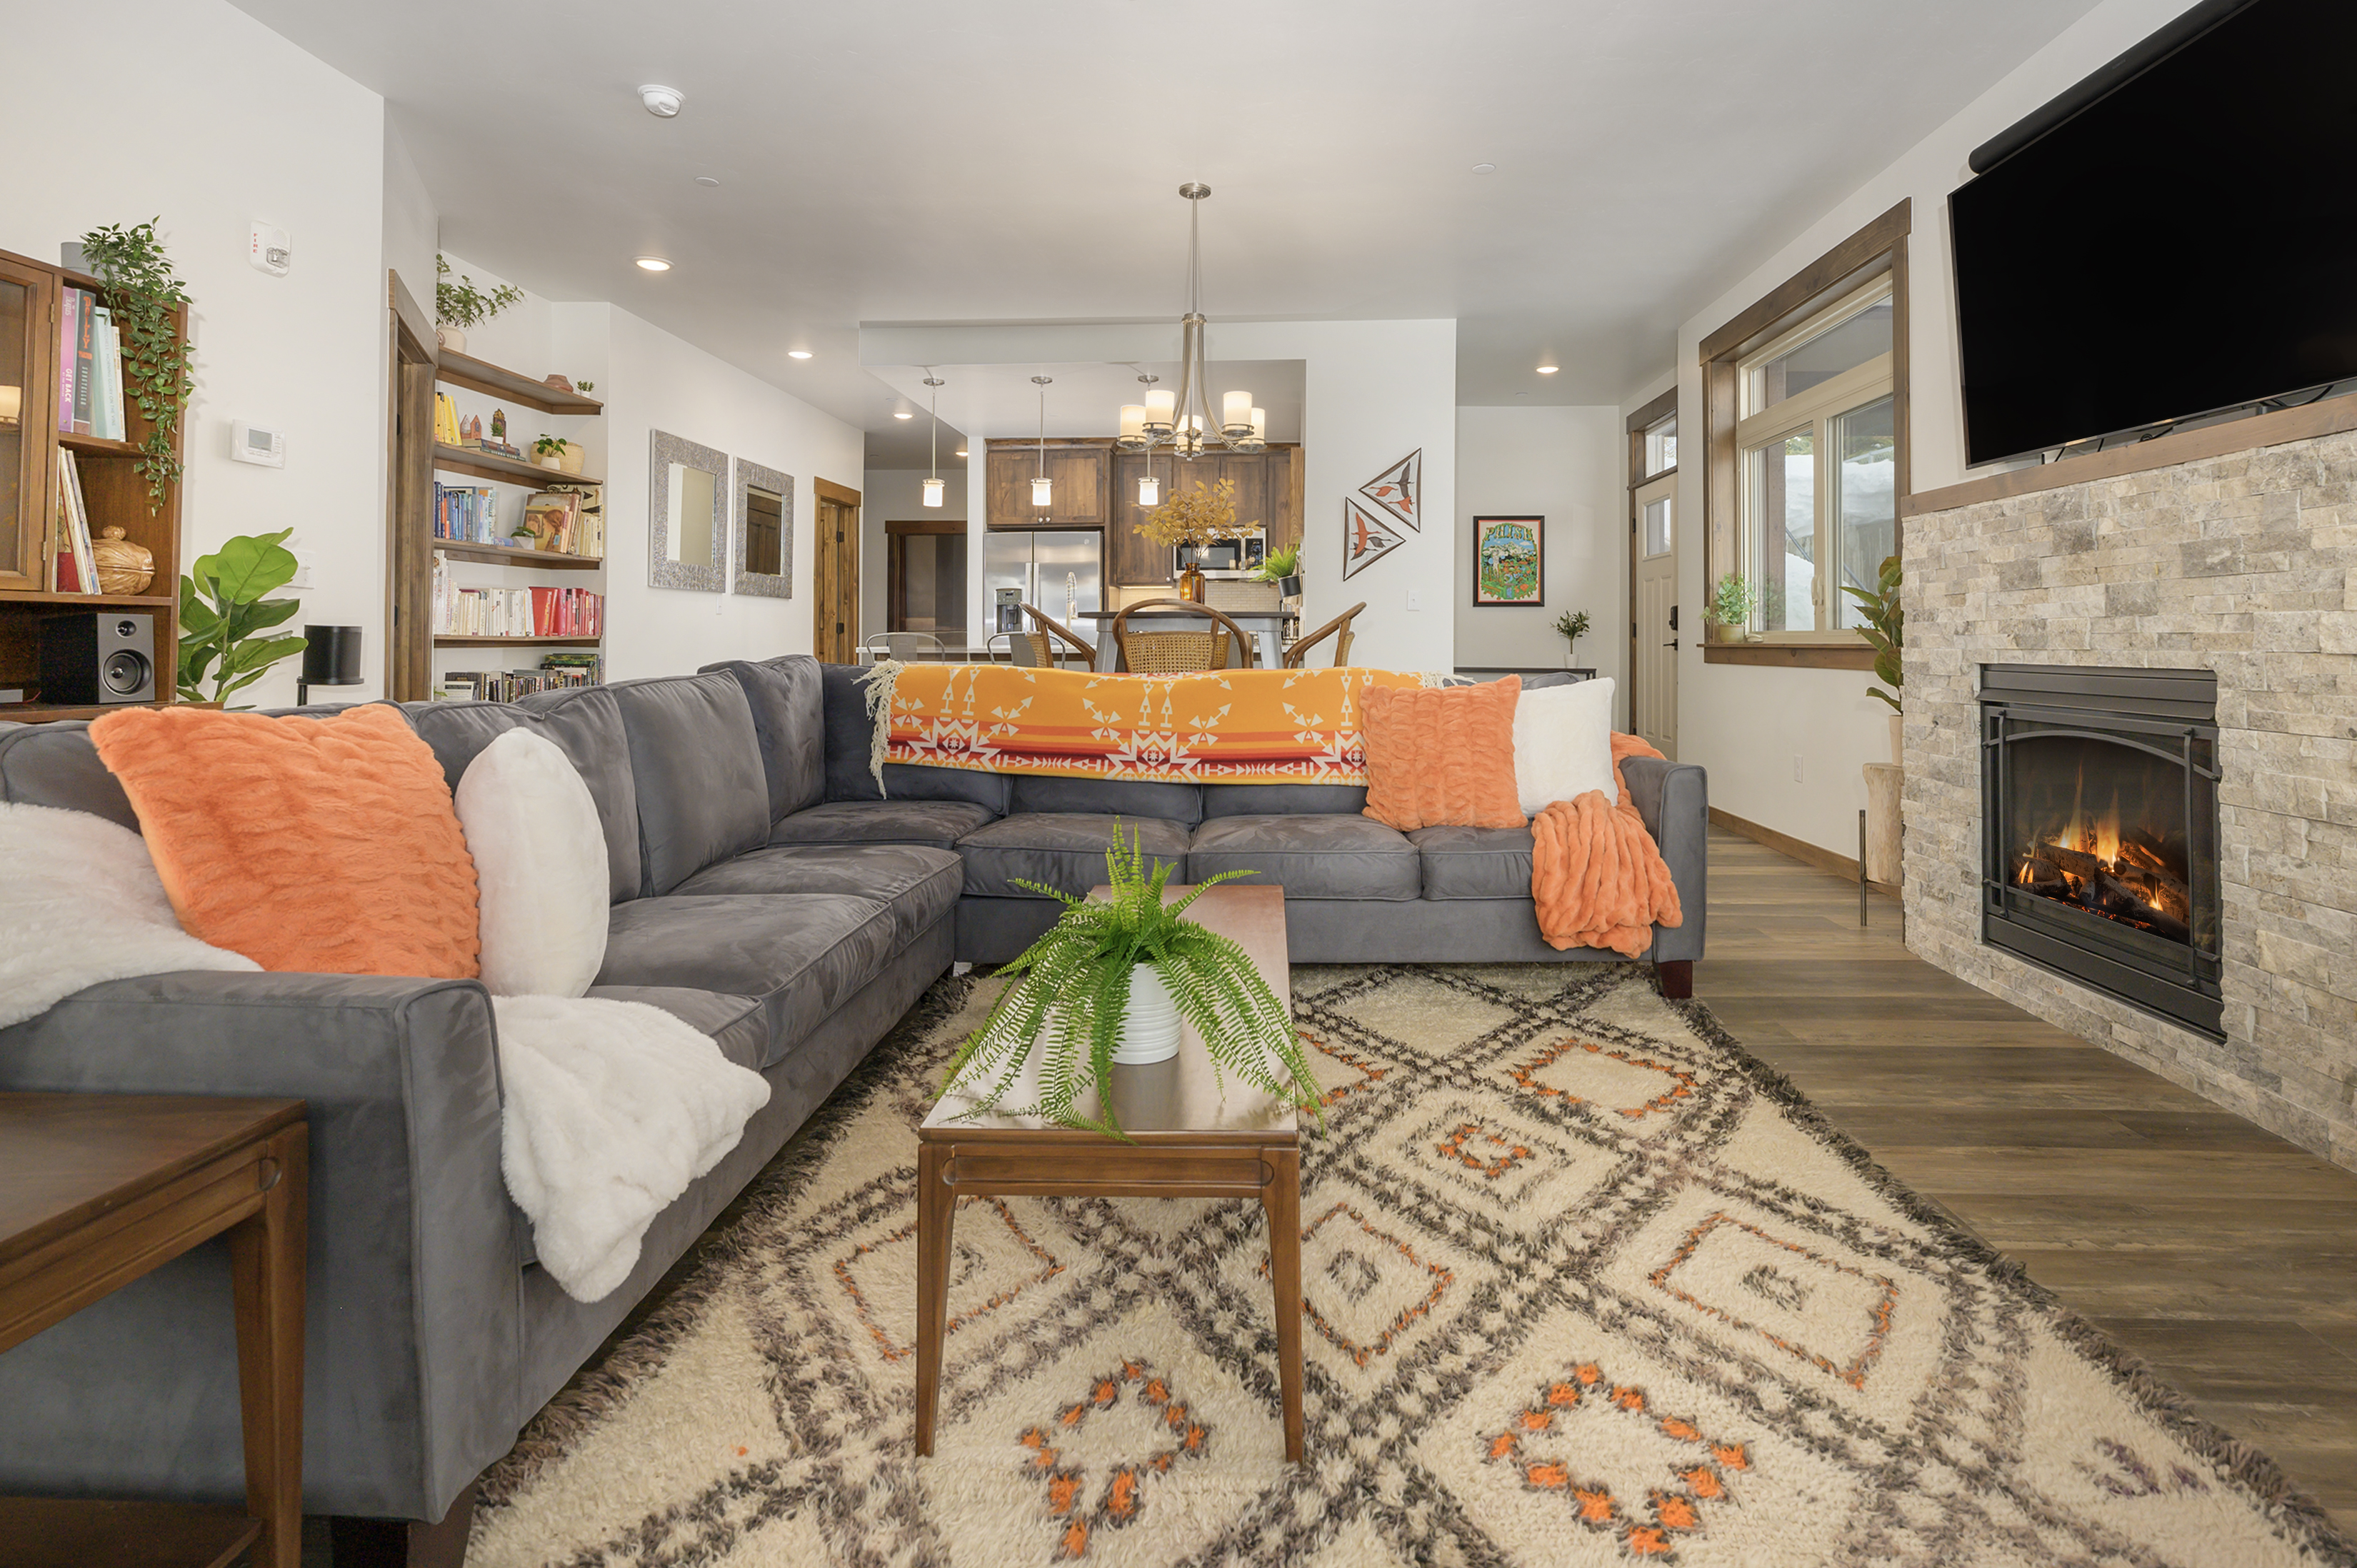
[2010,775,2191,943]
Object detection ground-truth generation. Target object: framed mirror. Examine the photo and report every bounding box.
[734,458,794,598]
[649,430,729,592]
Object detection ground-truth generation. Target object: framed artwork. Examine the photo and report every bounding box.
[1341,498,1404,581]
[1472,515,1543,605]
[1359,449,1421,531]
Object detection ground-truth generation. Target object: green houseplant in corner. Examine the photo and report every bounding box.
[178,529,307,708]
[1841,552,1904,763]
[939,828,1321,1142]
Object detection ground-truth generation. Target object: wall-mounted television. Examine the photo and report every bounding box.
[1950,0,2357,467]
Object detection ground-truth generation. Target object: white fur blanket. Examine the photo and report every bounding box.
[0,801,768,1304]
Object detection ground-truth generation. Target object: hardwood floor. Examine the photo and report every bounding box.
[1696,826,2357,1532]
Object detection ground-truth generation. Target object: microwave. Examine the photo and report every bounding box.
[1175,535,1265,577]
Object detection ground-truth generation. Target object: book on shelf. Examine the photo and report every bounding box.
[544,481,604,556]
[55,288,128,441]
[436,655,604,703]
[520,491,584,555]
[432,482,505,545]
[431,581,604,638]
[434,391,460,446]
[54,449,97,594]
[91,307,124,441]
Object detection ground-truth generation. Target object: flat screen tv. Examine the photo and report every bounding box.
[1950,0,2357,466]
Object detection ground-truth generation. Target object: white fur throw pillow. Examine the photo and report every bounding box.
[455,730,609,997]
[0,800,260,1029]
[1512,677,1618,815]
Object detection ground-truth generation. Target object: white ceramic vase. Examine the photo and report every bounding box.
[1111,964,1181,1065]
[1889,709,1904,766]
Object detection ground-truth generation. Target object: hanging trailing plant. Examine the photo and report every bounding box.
[78,219,194,510]
[436,254,524,331]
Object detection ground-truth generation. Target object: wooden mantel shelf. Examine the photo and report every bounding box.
[1902,393,2357,518]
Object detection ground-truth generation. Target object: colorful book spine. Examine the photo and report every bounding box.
[91,308,124,441]
[57,288,79,428]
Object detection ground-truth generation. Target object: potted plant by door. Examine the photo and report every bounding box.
[1704,574,1755,643]
[937,828,1320,1141]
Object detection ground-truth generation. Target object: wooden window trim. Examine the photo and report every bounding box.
[1625,386,1679,489]
[1701,199,1909,669]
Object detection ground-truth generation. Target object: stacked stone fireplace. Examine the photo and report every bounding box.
[1906,428,2357,1171]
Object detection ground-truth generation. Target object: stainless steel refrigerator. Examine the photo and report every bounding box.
[984,531,1101,636]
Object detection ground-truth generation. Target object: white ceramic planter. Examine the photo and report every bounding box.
[436,326,466,353]
[1111,965,1181,1065]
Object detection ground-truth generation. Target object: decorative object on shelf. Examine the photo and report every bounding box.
[576,379,594,393]
[1358,449,1421,531]
[937,828,1317,1140]
[1705,573,1755,643]
[1553,608,1591,667]
[733,458,794,600]
[540,373,576,394]
[1253,541,1302,599]
[434,254,524,354]
[296,625,364,705]
[76,218,194,508]
[649,430,729,593]
[176,528,307,707]
[1112,186,1266,461]
[921,373,946,508]
[533,435,569,471]
[1028,376,1053,507]
[460,413,483,446]
[91,526,155,595]
[490,408,507,443]
[1473,515,1543,605]
[1341,498,1404,581]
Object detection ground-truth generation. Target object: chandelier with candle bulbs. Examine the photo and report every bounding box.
[1117,185,1266,486]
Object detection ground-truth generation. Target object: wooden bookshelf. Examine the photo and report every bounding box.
[385,269,606,702]
[431,541,601,571]
[0,246,186,720]
[431,635,601,648]
[434,349,602,416]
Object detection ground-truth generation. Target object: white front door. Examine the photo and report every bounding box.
[1631,473,1678,758]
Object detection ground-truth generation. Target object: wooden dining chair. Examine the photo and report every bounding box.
[1016,603,1096,668]
[1111,599,1258,673]
[1283,602,1366,668]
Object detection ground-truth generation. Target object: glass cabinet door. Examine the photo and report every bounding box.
[0,256,55,590]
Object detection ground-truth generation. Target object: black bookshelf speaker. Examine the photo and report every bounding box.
[39,612,156,706]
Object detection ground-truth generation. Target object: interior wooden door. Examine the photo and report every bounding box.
[1631,472,1678,758]
[814,478,861,662]
[384,270,437,700]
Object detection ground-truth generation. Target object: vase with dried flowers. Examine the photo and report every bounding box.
[1135,476,1252,601]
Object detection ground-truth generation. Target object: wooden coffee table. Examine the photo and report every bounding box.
[916,883,1304,1462]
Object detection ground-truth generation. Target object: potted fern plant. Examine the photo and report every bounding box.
[939,829,1320,1141]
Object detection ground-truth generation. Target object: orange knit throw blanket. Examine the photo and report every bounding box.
[1528,733,1683,957]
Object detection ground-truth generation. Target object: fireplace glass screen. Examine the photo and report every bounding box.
[1981,665,2222,1038]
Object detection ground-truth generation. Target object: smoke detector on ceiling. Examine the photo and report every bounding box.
[639,84,685,118]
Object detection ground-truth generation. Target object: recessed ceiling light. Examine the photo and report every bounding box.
[694,175,720,187]
[1536,364,1558,374]
[787,349,813,359]
[1472,163,1496,174]
[635,256,671,271]
[893,409,914,420]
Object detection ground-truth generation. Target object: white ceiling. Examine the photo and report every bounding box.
[232,0,2103,456]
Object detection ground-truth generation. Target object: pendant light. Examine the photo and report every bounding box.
[921,373,945,507]
[1114,186,1263,458]
[1134,373,1161,506]
[1031,376,1054,508]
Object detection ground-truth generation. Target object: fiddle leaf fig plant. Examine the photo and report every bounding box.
[178,529,307,707]
[78,219,194,510]
[1840,553,1904,711]
[939,827,1321,1142]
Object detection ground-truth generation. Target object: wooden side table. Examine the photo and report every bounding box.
[916,885,1306,1462]
[0,1095,308,1568]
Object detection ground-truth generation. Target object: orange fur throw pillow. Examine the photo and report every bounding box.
[1360,676,1528,831]
[89,703,481,978]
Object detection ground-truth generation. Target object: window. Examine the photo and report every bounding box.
[1698,200,1908,662]
[1736,281,1894,636]
[1642,495,1672,558]
[1643,413,1678,478]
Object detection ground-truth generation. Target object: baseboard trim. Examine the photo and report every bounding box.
[1710,806,1898,897]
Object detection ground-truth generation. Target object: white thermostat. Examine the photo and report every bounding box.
[231,421,286,467]
[249,221,291,276]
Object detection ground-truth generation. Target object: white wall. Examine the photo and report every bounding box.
[0,0,387,709]
[381,114,437,323]
[860,466,969,645]
[1661,0,2203,855]
[1453,406,1624,710]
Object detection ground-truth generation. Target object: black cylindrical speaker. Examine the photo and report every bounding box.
[300,626,364,687]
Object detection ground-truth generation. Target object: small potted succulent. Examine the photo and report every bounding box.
[939,828,1319,1141]
[1705,573,1756,643]
[1253,542,1303,598]
[532,435,569,471]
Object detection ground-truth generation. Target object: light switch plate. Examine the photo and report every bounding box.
[1406,588,1424,612]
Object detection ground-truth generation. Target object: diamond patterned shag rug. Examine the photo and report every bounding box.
[469,965,2354,1567]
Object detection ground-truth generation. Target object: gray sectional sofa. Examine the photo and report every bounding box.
[0,653,1704,1551]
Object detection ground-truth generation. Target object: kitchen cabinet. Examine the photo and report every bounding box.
[986,438,1109,530]
[1109,451,1174,588]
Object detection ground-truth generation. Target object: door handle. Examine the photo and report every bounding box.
[1665,640,1679,651]
[1668,605,1680,631]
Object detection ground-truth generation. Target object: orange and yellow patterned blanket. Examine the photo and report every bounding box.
[862,663,1430,786]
